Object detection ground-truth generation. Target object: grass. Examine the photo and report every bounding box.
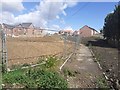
[3,67,68,89]
[3,56,68,89]
[63,68,75,77]
[88,42,101,62]
[96,76,109,89]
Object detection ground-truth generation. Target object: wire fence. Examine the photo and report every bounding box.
[0,28,81,70]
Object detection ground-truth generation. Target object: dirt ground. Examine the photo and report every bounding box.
[89,39,119,88]
[62,44,105,88]
[6,35,73,67]
[81,37,119,89]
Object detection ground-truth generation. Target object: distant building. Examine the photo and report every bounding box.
[72,31,79,36]
[2,23,14,37]
[59,30,73,36]
[79,25,99,37]
[2,23,44,37]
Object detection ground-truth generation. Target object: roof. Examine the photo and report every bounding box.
[21,23,33,28]
[3,23,15,29]
[80,25,98,32]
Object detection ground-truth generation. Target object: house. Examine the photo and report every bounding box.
[12,23,35,37]
[2,23,45,37]
[21,23,35,36]
[58,30,73,36]
[12,24,23,36]
[79,25,99,37]
[2,23,15,37]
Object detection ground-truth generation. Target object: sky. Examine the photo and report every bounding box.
[0,0,119,32]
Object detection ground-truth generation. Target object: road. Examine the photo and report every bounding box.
[62,44,106,88]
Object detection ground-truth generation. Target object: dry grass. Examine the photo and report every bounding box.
[6,35,73,67]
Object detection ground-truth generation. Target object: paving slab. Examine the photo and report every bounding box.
[62,44,105,88]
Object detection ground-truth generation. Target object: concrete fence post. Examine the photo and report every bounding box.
[0,29,2,89]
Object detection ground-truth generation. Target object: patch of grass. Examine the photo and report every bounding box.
[3,68,68,89]
[22,63,30,67]
[3,56,67,89]
[10,64,22,70]
[88,45,101,62]
[3,69,27,84]
[63,68,75,77]
[40,56,60,71]
[96,76,109,89]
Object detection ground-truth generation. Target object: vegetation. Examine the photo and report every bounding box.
[96,76,109,89]
[103,3,120,46]
[3,56,68,89]
[63,68,75,77]
[3,68,67,89]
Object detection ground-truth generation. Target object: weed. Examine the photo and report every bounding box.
[96,76,109,88]
[45,56,57,68]
[3,64,67,89]
[63,68,75,77]
[22,63,30,67]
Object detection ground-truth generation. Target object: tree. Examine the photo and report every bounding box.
[103,3,120,44]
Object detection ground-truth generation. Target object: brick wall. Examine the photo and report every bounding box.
[79,26,92,37]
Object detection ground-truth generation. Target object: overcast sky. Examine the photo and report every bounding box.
[0,0,119,31]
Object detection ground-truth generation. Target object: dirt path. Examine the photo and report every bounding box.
[62,44,106,88]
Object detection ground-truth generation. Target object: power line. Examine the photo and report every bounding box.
[71,2,90,17]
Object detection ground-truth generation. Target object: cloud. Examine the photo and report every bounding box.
[60,18,65,24]
[51,24,60,30]
[56,15,60,19]
[1,0,25,12]
[14,11,47,27]
[1,11,15,25]
[37,0,67,20]
[1,0,79,28]
[65,0,79,7]
[64,26,73,30]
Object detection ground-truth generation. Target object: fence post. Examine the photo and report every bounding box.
[0,29,2,89]
[63,33,67,58]
[1,30,8,73]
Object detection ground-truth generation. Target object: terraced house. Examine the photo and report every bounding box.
[1,23,45,37]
